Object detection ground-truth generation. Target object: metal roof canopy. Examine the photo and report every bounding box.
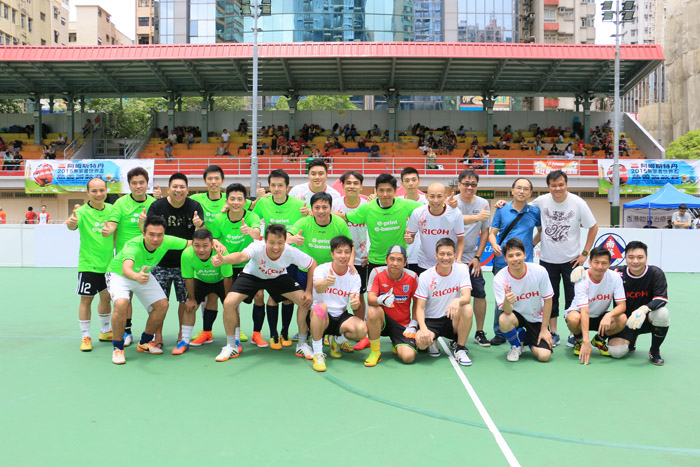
[0,42,664,99]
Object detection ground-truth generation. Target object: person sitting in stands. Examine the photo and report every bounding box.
[549,143,561,156]
[164,141,174,161]
[471,149,484,169]
[372,124,381,137]
[555,133,565,144]
[56,134,66,145]
[619,136,631,157]
[493,125,501,137]
[513,130,525,144]
[357,137,366,150]
[576,140,585,157]
[501,125,512,141]
[497,139,510,150]
[333,137,344,150]
[564,143,575,159]
[324,137,334,152]
[426,149,437,169]
[547,126,558,137]
[457,125,466,137]
[591,134,601,152]
[237,119,248,135]
[369,143,381,162]
[43,144,56,160]
[605,142,614,159]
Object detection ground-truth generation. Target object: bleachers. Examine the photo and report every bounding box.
[0,132,69,175]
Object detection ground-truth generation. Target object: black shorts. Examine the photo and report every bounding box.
[355,264,368,294]
[152,266,187,303]
[382,313,416,350]
[512,311,552,350]
[408,263,425,276]
[286,263,308,290]
[229,272,301,304]
[423,316,457,340]
[194,279,227,304]
[609,319,653,342]
[76,271,107,296]
[306,310,354,336]
[230,267,254,304]
[469,268,486,299]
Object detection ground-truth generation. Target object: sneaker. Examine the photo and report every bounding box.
[112,349,126,365]
[392,345,397,355]
[364,350,382,367]
[340,341,354,353]
[171,340,189,355]
[98,331,113,342]
[454,347,472,366]
[628,337,637,352]
[238,330,248,342]
[567,334,576,348]
[323,335,330,346]
[573,340,582,356]
[313,353,327,372]
[250,331,269,348]
[550,332,561,348]
[123,332,133,347]
[591,334,610,356]
[291,333,299,342]
[80,336,92,352]
[329,336,343,359]
[474,331,491,347]
[215,344,240,362]
[649,351,664,366]
[448,340,458,352]
[506,345,522,362]
[269,336,282,350]
[354,336,370,350]
[489,334,507,346]
[295,342,313,360]
[190,330,213,346]
[280,334,292,347]
[428,342,441,357]
[137,341,164,354]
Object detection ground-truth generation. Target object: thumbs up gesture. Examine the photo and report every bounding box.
[475,205,490,222]
[504,284,516,305]
[240,217,251,236]
[136,265,149,284]
[256,182,268,199]
[211,250,224,268]
[66,204,79,229]
[326,268,336,287]
[446,192,458,209]
[367,189,377,202]
[153,183,162,199]
[193,210,203,228]
[291,229,305,246]
[139,207,148,224]
[404,229,414,245]
[349,293,360,310]
[299,202,310,217]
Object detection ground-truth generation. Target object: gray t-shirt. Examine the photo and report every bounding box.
[457,195,490,263]
[671,211,692,229]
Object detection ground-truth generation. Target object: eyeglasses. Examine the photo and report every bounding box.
[459,182,478,187]
[513,186,531,192]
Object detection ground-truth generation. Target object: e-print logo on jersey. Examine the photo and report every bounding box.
[594,233,627,266]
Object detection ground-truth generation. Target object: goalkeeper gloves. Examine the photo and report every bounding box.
[403,320,418,338]
[626,305,650,329]
[570,266,586,283]
[377,292,395,307]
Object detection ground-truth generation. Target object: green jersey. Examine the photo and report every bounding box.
[190,192,226,226]
[209,209,261,268]
[345,198,422,264]
[252,195,304,230]
[75,201,115,273]
[288,214,351,266]
[180,245,233,283]
[108,194,156,252]
[107,234,187,276]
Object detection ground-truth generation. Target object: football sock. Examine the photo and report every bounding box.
[234,327,241,347]
[574,333,583,341]
[335,334,348,344]
[140,332,154,345]
[266,305,279,338]
[203,309,218,332]
[226,335,236,348]
[298,333,308,344]
[280,303,294,336]
[650,326,668,353]
[181,325,193,344]
[370,338,381,353]
[125,318,132,334]
[252,304,265,333]
[312,339,323,355]
[504,328,521,348]
[79,320,91,338]
[98,314,111,333]
[113,339,125,350]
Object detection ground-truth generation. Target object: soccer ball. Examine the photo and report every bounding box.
[33,164,55,187]
[606,165,628,185]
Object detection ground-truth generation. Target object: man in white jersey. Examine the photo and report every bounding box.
[414,238,474,366]
[289,159,341,209]
[309,236,366,372]
[398,167,428,275]
[38,204,51,224]
[211,224,316,361]
[493,238,554,362]
[405,182,464,276]
[565,246,626,364]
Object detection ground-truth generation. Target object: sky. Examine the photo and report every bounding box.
[70,0,135,41]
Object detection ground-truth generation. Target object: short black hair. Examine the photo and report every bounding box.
[400,166,420,180]
[330,235,353,252]
[202,165,224,181]
[340,171,363,184]
[193,229,214,241]
[502,238,526,256]
[307,159,328,173]
[512,177,533,190]
[226,182,247,198]
[265,223,287,239]
[375,173,397,190]
[127,167,149,183]
[310,191,333,207]
[458,169,479,183]
[268,169,289,186]
[589,246,611,261]
[144,215,167,231]
[27,206,33,211]
[679,204,688,210]
[625,240,648,256]
[169,172,188,187]
[546,170,567,186]
[86,177,106,190]
[435,237,456,253]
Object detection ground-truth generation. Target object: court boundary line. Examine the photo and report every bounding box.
[437,337,521,467]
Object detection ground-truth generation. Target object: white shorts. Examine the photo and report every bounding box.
[106,272,167,312]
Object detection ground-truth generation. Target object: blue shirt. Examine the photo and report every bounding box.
[491,201,541,269]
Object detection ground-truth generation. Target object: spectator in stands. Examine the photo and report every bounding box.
[277,137,289,157]
[38,205,51,224]
[382,129,390,142]
[426,149,438,169]
[11,151,22,170]
[0,206,5,224]
[549,143,561,156]
[446,134,456,153]
[25,124,33,139]
[501,125,513,141]
[369,142,381,162]
[237,119,248,135]
[220,129,230,152]
[591,134,602,152]
[576,140,585,157]
[322,149,333,167]
[0,136,5,151]
[512,130,525,144]
[43,144,56,160]
[554,133,565,144]
[471,149,484,169]
[56,134,66,145]
[546,126,558,137]
[324,137,334,152]
[564,143,575,159]
[185,130,195,149]
[471,135,479,149]
[602,119,612,132]
[664,219,673,229]
[604,142,614,159]
[82,119,92,138]
[332,137,344,150]
[289,137,301,161]
[164,141,174,162]
[25,206,37,224]
[457,125,466,137]
[672,204,693,229]
[282,124,290,139]
[493,125,501,137]
[619,135,630,157]
[168,130,178,146]
[535,136,542,157]
[2,151,12,170]
[371,124,381,137]
[270,134,278,153]
[497,138,510,150]
[349,124,359,141]
[357,136,366,149]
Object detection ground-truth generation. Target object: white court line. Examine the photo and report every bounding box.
[438,338,521,467]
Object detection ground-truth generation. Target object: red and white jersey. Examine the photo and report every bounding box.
[312,262,361,317]
[406,205,465,269]
[415,263,471,319]
[398,193,427,264]
[493,263,554,323]
[333,195,369,266]
[368,266,418,326]
[38,212,50,224]
[242,240,314,280]
[289,183,341,204]
[569,269,625,318]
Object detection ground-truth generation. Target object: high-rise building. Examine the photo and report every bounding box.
[50,0,70,46]
[68,5,132,46]
[135,0,156,44]
[0,0,54,46]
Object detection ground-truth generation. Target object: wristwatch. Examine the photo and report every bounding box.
[581,250,589,257]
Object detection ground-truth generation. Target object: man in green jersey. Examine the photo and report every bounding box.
[174,229,233,355]
[102,167,157,346]
[190,165,226,227]
[66,177,115,352]
[106,216,189,365]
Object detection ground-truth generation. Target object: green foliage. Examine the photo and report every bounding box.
[274,95,358,111]
[179,96,247,111]
[0,99,23,113]
[666,130,700,159]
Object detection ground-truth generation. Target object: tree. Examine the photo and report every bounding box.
[274,95,358,111]
[0,99,23,113]
[86,98,166,139]
[179,96,247,111]
[666,130,700,159]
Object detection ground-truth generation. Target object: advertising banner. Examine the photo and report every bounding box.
[597,159,700,194]
[534,160,580,176]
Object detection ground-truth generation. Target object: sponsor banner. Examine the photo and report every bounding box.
[24,159,155,194]
[534,160,580,176]
[460,95,511,111]
[623,208,677,229]
[597,159,700,195]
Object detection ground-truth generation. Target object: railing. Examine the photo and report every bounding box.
[62,136,83,159]
[124,112,157,159]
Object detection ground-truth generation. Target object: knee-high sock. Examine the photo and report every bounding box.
[203,309,218,332]
[266,305,279,338]
[650,326,668,353]
[252,304,265,333]
[280,303,294,336]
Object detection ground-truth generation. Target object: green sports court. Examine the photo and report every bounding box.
[2,267,698,466]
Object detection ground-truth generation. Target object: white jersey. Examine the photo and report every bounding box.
[406,205,465,269]
[398,193,428,264]
[568,269,625,318]
[289,183,341,204]
[242,240,314,279]
[333,195,370,266]
[38,212,50,224]
[415,263,471,319]
[312,262,361,317]
[493,263,554,323]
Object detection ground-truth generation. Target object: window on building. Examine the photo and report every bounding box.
[61,17,65,25]
[581,16,594,27]
[138,35,150,44]
[544,33,557,43]
[106,15,110,23]
[54,7,59,18]
[98,9,102,17]
[562,8,574,19]
[138,16,149,26]
[106,34,110,42]
[54,30,59,43]
[68,32,76,42]
[21,14,25,28]
[28,17,32,32]
[544,8,556,22]
[12,8,16,23]
[40,12,46,21]
[41,39,46,45]
[13,37,19,45]
[3,5,8,20]
[98,37,102,45]
[138,0,150,6]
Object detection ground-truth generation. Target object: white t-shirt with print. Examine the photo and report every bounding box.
[333,195,370,266]
[398,193,428,264]
[493,263,554,323]
[456,196,490,263]
[406,205,465,269]
[312,262,361,317]
[568,269,625,318]
[289,183,341,204]
[415,263,471,319]
[242,240,314,279]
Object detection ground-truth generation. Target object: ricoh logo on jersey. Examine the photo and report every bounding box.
[432,286,459,297]
[627,290,649,299]
[590,293,611,302]
[326,287,351,297]
[258,265,285,276]
[348,221,365,228]
[421,228,450,236]
[516,291,540,301]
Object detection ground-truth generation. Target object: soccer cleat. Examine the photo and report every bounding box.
[269,336,282,350]
[340,341,354,353]
[449,340,458,352]
[573,340,582,356]
[98,331,113,342]
[550,332,561,348]
[171,340,189,355]
[489,334,507,346]
[628,337,637,352]
[392,345,397,355]
[291,333,299,342]
[506,345,522,362]
[323,335,330,346]
[295,342,313,360]
[215,345,240,362]
[250,332,269,348]
[312,353,327,372]
[112,349,126,365]
[454,347,472,366]
[354,336,370,350]
[123,332,133,347]
[329,336,343,358]
[474,331,491,347]
[649,351,664,366]
[190,330,213,346]
[280,334,292,347]
[137,341,164,354]
[364,351,382,367]
[428,342,441,357]
[567,334,576,348]
[80,336,92,352]
[239,330,248,342]
[591,334,610,356]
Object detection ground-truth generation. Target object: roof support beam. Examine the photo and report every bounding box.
[537,60,563,92]
[336,58,345,92]
[488,59,508,89]
[585,61,614,91]
[27,62,69,91]
[231,60,249,93]
[145,61,173,90]
[181,60,205,90]
[280,58,294,90]
[86,62,122,94]
[389,57,396,88]
[0,63,36,92]
[438,58,453,93]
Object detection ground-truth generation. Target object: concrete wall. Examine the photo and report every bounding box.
[0,192,89,224]
[0,112,85,135]
[637,102,673,148]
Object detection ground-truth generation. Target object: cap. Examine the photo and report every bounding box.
[386,245,407,259]
[679,204,688,210]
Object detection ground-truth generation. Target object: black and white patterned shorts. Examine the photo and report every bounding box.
[151,266,187,303]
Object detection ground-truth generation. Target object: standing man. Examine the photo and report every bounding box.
[25,206,37,224]
[671,203,692,229]
[190,165,227,227]
[38,205,50,224]
[454,170,491,347]
[398,167,427,275]
[289,159,341,205]
[0,206,6,224]
[488,178,541,345]
[66,178,114,351]
[221,129,230,153]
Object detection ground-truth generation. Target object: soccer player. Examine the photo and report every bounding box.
[405,182,464,275]
[309,236,366,372]
[398,167,427,274]
[190,165,227,226]
[211,224,316,361]
[493,238,554,363]
[106,216,189,364]
[365,245,419,367]
[175,229,234,355]
[38,205,50,224]
[414,238,474,366]
[103,167,158,345]
[288,158,341,205]
[565,247,626,364]
[66,178,114,351]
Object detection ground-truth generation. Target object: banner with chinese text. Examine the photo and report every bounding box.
[597,159,700,194]
[533,160,580,175]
